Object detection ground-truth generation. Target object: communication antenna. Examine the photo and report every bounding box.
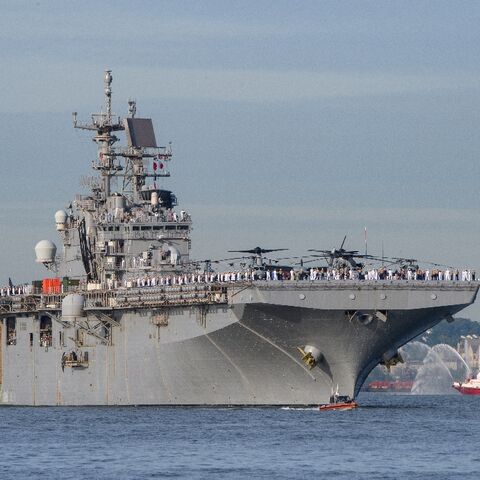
[128,99,136,118]
[104,70,113,120]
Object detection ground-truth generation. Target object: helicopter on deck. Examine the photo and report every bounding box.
[382,257,453,274]
[308,236,381,270]
[387,257,420,272]
[227,247,291,279]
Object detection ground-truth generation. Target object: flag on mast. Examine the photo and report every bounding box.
[364,227,368,258]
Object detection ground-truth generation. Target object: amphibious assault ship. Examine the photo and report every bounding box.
[0,71,477,405]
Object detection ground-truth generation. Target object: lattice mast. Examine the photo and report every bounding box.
[72,70,171,208]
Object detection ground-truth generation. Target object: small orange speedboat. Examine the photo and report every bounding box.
[319,400,358,411]
[319,389,358,411]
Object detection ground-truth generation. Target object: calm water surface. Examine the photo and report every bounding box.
[0,393,479,479]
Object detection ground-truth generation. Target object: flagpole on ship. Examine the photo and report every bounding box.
[364,226,367,261]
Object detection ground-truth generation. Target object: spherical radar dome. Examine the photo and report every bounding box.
[62,294,85,320]
[35,240,57,263]
[54,210,68,223]
[55,210,68,231]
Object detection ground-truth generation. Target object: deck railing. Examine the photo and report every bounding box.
[0,284,228,315]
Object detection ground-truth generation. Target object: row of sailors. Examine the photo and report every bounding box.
[118,267,475,289]
[1,267,476,296]
[100,208,190,224]
[0,284,32,297]
[118,270,275,289]
[310,267,475,282]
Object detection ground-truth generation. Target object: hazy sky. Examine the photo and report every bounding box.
[1,1,480,317]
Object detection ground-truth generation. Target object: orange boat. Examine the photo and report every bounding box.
[319,390,358,411]
[319,400,358,411]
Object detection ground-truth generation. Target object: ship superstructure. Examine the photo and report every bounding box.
[57,71,189,288]
[0,71,477,405]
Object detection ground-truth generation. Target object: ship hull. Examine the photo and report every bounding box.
[0,281,478,405]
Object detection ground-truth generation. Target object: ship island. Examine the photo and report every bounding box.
[0,71,477,406]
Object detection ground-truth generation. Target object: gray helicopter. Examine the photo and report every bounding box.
[308,236,381,270]
[227,247,289,279]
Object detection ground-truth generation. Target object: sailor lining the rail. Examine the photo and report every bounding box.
[1,266,478,299]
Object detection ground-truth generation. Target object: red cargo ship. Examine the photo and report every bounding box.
[367,380,413,393]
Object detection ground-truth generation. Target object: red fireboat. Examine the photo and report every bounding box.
[453,372,480,395]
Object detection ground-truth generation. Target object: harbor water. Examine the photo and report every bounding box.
[0,393,479,479]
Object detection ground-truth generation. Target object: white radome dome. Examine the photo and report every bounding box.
[62,294,85,320]
[35,240,57,263]
[55,210,68,223]
[54,210,68,230]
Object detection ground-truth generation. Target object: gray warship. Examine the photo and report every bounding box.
[0,71,477,405]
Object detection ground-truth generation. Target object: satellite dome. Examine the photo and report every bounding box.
[62,294,85,320]
[55,210,68,223]
[54,210,68,231]
[35,240,57,263]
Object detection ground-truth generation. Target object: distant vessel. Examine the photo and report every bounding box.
[0,71,478,406]
[453,374,480,395]
[366,380,414,393]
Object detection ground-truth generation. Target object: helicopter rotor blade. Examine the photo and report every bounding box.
[228,247,288,255]
[272,255,316,262]
[301,258,328,265]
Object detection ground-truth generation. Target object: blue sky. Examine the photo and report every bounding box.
[1,1,480,316]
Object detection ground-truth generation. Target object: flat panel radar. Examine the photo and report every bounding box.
[124,118,157,148]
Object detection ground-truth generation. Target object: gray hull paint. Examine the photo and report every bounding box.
[1,281,477,405]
